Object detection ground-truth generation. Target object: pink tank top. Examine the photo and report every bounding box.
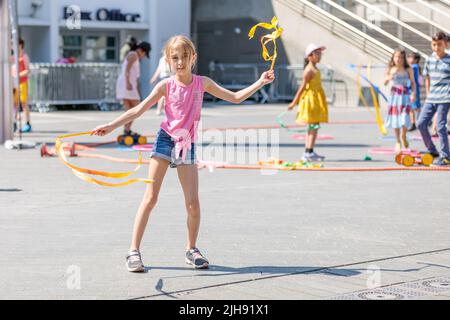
[161,75,204,160]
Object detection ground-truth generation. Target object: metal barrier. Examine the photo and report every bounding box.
[208,62,340,105]
[208,63,269,103]
[29,62,340,111]
[333,78,349,107]
[273,64,337,105]
[28,63,121,112]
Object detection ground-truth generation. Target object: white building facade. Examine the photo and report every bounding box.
[17,0,191,73]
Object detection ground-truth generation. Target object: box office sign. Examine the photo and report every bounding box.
[63,6,141,23]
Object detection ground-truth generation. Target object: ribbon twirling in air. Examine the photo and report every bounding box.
[248,16,284,70]
[55,132,154,187]
[348,64,388,136]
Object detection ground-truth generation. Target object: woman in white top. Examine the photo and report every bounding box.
[116,41,151,134]
[150,54,172,115]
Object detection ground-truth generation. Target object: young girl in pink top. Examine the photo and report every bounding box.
[92,35,274,272]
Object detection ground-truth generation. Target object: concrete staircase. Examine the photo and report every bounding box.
[343,19,431,55]
[273,0,392,107]
[381,21,431,54]
[273,0,443,106]
[343,0,447,56]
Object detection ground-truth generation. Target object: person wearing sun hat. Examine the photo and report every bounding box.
[116,41,152,136]
[288,43,329,162]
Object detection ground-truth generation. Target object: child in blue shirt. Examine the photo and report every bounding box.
[407,52,422,132]
[417,32,450,166]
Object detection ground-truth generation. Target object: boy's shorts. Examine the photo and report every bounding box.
[151,128,197,168]
[13,82,28,106]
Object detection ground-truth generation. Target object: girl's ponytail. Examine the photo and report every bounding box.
[304,57,310,68]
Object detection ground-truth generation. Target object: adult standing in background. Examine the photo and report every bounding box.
[116,41,151,136]
[120,36,138,63]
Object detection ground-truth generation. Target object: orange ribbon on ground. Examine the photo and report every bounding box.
[55,132,154,187]
[248,16,284,70]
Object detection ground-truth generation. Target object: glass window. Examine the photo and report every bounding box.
[97,36,107,48]
[62,48,82,59]
[86,36,98,48]
[85,48,95,61]
[86,36,110,48]
[98,49,107,61]
[107,37,115,47]
[60,33,118,62]
[106,50,115,60]
[63,35,82,46]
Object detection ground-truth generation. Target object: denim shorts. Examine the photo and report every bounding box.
[150,128,197,168]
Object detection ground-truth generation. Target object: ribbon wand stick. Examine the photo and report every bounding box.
[270,52,277,71]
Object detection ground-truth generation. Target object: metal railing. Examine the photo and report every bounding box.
[272,64,339,105]
[319,0,429,58]
[28,63,121,112]
[354,0,432,42]
[209,63,259,90]
[386,0,450,35]
[278,0,395,62]
[208,63,340,105]
[208,63,270,103]
[415,0,450,20]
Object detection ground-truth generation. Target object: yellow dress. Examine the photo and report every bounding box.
[296,70,328,124]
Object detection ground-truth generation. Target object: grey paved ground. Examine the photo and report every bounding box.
[1,103,450,300]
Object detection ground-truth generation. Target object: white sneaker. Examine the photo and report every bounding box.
[302,152,325,162]
[301,152,311,162]
[126,250,145,273]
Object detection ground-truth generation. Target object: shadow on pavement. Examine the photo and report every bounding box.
[128,262,450,300]
[146,261,450,280]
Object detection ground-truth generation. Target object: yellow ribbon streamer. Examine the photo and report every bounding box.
[248,16,284,70]
[367,63,387,136]
[355,65,387,136]
[55,132,154,187]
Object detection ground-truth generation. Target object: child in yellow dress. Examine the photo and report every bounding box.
[288,43,329,162]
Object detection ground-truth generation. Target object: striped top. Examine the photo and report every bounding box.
[423,53,450,104]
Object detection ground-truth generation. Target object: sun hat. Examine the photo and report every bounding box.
[137,42,151,58]
[305,43,326,57]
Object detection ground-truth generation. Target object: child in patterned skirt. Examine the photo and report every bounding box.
[384,48,416,153]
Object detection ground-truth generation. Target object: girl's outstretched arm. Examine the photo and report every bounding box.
[203,70,274,104]
[150,65,161,84]
[384,68,393,86]
[407,67,417,102]
[288,68,314,110]
[91,80,167,136]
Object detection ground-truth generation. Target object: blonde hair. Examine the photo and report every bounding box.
[164,35,197,69]
[164,35,197,59]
